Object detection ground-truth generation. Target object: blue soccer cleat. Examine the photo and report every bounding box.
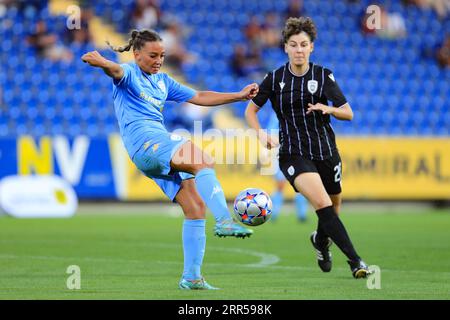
[178,277,219,290]
[214,219,254,238]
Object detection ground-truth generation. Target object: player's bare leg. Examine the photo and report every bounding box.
[330,194,342,215]
[175,179,206,220]
[171,140,215,175]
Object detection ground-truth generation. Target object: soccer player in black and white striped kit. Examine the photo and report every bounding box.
[245,17,371,278]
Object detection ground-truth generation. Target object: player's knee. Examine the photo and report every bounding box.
[313,198,333,210]
[203,154,215,169]
[185,200,206,219]
[191,160,215,173]
[196,200,206,217]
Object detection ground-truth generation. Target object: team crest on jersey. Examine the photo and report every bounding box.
[307,80,318,94]
[157,80,166,93]
[170,134,182,141]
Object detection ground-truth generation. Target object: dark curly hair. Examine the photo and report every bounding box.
[106,29,162,52]
[282,17,317,43]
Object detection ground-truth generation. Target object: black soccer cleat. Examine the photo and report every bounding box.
[347,259,371,279]
[310,231,333,272]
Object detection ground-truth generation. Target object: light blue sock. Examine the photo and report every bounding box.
[271,191,283,221]
[295,194,308,221]
[182,219,206,281]
[194,168,231,223]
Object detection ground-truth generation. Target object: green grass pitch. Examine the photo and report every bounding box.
[0,206,449,300]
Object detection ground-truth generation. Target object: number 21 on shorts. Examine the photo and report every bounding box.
[334,162,342,183]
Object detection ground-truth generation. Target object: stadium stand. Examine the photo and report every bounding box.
[0,0,448,137]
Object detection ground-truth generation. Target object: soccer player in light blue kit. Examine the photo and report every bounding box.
[266,112,308,222]
[82,29,259,290]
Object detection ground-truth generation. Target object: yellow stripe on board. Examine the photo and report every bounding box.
[122,136,450,201]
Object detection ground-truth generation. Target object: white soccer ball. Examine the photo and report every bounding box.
[233,188,272,226]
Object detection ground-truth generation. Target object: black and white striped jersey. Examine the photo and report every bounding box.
[252,62,348,161]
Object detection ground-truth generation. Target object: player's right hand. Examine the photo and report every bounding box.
[258,130,279,150]
[81,51,108,68]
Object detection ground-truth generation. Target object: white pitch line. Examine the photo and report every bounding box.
[124,242,281,267]
[209,246,280,267]
[0,243,281,268]
[0,244,280,269]
[0,239,280,268]
[2,254,450,277]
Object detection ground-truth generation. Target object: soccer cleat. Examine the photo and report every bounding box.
[310,231,333,272]
[214,219,254,238]
[178,277,219,290]
[348,259,371,279]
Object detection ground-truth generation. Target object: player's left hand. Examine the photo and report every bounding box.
[307,103,334,115]
[240,83,259,100]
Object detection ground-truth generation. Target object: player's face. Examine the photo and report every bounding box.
[284,32,314,67]
[134,41,165,74]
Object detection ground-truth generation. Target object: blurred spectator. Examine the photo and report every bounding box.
[362,6,407,39]
[261,12,282,48]
[379,7,407,39]
[27,20,73,62]
[361,5,376,35]
[244,16,263,49]
[403,0,449,20]
[285,0,305,19]
[230,44,264,80]
[65,4,94,49]
[67,26,92,47]
[159,19,197,73]
[0,0,14,12]
[436,35,450,68]
[230,44,248,77]
[132,0,161,30]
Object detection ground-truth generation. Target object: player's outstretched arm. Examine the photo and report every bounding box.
[245,101,278,150]
[306,102,353,120]
[188,83,259,106]
[81,51,124,80]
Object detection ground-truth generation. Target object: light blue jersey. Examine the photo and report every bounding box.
[113,62,196,159]
[112,62,196,201]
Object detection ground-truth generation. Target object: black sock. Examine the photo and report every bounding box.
[316,206,360,262]
[315,220,329,247]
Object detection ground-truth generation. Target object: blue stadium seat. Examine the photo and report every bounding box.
[1,1,448,137]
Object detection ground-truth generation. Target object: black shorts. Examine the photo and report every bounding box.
[279,152,342,195]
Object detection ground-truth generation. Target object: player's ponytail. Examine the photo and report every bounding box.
[106,29,162,53]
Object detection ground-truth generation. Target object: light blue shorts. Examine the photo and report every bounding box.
[132,131,194,202]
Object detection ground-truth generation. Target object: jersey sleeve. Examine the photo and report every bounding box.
[165,75,196,103]
[251,72,274,108]
[323,68,347,108]
[113,63,133,87]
